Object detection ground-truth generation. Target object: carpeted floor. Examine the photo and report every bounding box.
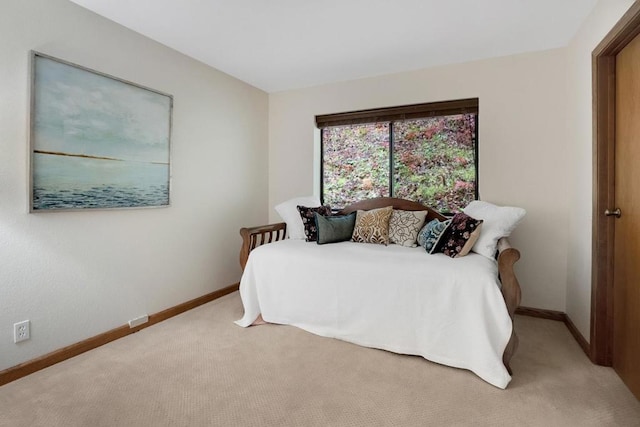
[1,292,639,426]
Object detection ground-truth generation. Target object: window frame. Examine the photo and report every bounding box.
[317,98,479,212]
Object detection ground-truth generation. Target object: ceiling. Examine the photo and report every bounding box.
[69,0,597,93]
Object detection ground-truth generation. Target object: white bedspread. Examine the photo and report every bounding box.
[235,239,513,388]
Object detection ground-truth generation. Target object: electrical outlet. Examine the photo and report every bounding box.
[14,320,30,343]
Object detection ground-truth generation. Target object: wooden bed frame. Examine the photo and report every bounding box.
[239,197,522,374]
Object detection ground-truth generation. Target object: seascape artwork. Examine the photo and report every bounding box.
[30,52,172,211]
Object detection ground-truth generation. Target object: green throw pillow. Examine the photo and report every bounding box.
[315,212,357,245]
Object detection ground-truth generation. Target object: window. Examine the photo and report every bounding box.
[317,99,478,213]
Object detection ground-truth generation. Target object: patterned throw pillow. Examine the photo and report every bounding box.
[351,206,394,245]
[389,210,429,247]
[435,212,483,258]
[417,218,451,254]
[297,205,332,242]
[275,196,320,240]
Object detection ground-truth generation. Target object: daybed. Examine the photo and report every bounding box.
[235,197,523,389]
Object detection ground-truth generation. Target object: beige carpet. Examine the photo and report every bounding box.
[1,292,639,427]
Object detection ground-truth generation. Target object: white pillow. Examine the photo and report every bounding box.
[462,201,526,259]
[274,196,321,240]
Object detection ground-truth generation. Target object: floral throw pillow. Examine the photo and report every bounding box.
[435,213,483,258]
[389,210,429,247]
[351,206,394,245]
[275,196,320,240]
[417,218,451,254]
[297,205,332,242]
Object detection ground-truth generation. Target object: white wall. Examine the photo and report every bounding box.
[0,0,268,371]
[269,49,569,311]
[565,0,635,341]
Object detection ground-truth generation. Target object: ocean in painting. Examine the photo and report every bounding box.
[32,153,169,210]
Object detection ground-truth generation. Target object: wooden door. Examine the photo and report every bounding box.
[614,31,640,400]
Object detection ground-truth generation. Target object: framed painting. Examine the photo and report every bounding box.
[29,51,172,211]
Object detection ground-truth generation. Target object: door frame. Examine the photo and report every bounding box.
[591,2,640,365]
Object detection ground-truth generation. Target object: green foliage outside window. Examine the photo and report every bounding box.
[322,114,476,213]
[322,123,389,207]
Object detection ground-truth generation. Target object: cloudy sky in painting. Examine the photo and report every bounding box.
[33,56,171,163]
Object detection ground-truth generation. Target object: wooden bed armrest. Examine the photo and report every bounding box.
[497,238,522,319]
[496,237,522,374]
[239,222,287,270]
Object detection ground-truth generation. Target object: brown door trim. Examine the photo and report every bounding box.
[591,2,640,365]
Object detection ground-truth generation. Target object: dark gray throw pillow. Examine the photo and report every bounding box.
[315,212,357,245]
